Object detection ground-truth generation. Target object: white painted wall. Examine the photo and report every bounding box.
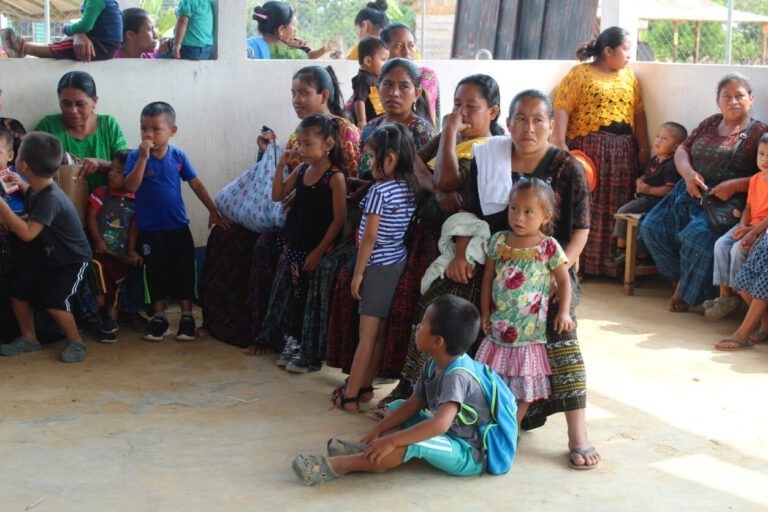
[1,1,767,245]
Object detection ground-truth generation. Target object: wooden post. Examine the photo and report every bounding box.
[673,21,679,62]
[695,21,701,63]
[762,23,768,66]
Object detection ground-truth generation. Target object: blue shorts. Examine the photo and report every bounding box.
[388,399,483,477]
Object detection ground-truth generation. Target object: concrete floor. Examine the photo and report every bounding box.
[2,278,767,512]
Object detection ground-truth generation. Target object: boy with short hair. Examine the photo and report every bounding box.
[87,149,140,343]
[292,295,492,486]
[123,102,230,342]
[350,35,389,129]
[611,121,688,261]
[0,132,92,363]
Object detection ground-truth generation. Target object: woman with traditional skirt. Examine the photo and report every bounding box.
[386,89,600,469]
[199,66,359,351]
[552,26,649,277]
[321,58,434,389]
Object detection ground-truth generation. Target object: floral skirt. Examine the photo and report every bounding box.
[475,339,551,402]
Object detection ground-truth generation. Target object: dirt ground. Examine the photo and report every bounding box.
[2,277,767,511]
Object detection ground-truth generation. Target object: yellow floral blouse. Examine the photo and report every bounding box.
[554,63,644,140]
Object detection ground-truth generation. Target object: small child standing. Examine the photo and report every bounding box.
[611,121,688,261]
[334,124,419,411]
[350,36,389,129]
[0,132,92,363]
[86,150,140,343]
[123,102,230,342]
[169,0,214,60]
[293,295,492,485]
[1,0,122,62]
[708,133,768,324]
[263,113,347,371]
[475,178,574,424]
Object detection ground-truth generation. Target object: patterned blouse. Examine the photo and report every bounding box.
[267,42,307,60]
[285,117,362,177]
[681,114,768,185]
[554,63,644,140]
[358,115,434,179]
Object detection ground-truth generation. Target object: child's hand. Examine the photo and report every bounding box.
[443,111,471,134]
[320,40,337,54]
[351,272,364,301]
[364,437,396,466]
[138,139,154,160]
[446,257,474,284]
[554,312,575,334]
[303,249,323,271]
[481,312,491,335]
[72,33,95,62]
[740,228,759,250]
[128,249,143,265]
[158,38,173,55]
[94,239,108,255]
[209,211,232,230]
[173,43,182,59]
[635,179,650,195]
[732,223,750,240]
[361,426,382,444]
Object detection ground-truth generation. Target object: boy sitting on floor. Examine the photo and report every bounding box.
[293,295,492,485]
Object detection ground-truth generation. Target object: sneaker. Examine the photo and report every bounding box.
[705,296,742,321]
[275,335,299,368]
[176,315,196,341]
[701,299,718,310]
[60,340,86,363]
[292,454,339,486]
[144,316,171,341]
[98,327,118,343]
[613,251,626,264]
[0,336,41,356]
[99,313,119,334]
[285,356,322,374]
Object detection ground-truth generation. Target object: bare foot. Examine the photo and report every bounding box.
[195,327,210,338]
[242,345,273,356]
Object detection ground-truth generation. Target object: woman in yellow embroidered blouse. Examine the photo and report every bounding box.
[553,26,649,278]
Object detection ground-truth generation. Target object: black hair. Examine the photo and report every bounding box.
[456,74,504,136]
[122,7,151,35]
[509,177,557,236]
[296,113,346,174]
[0,118,25,164]
[758,133,768,145]
[366,123,420,201]
[253,1,295,36]
[292,66,344,118]
[354,1,389,29]
[426,295,481,356]
[357,35,387,65]
[717,71,752,96]
[508,89,554,119]
[379,58,432,124]
[112,149,131,166]
[18,132,63,178]
[141,101,176,126]
[380,22,414,45]
[0,126,14,158]
[575,26,629,62]
[660,121,688,145]
[57,71,97,99]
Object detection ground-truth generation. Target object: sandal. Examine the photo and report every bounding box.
[667,298,689,313]
[0,28,25,58]
[748,330,768,344]
[292,454,339,486]
[327,438,367,457]
[569,447,599,470]
[714,338,755,351]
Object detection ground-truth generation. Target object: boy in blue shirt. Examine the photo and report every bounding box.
[293,295,492,485]
[0,132,93,363]
[123,102,230,342]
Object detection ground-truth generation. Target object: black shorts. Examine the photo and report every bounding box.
[50,38,120,61]
[10,253,89,312]
[140,226,196,304]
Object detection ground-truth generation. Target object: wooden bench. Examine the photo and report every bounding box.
[614,213,658,296]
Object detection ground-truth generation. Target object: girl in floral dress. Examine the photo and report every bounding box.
[475,178,575,424]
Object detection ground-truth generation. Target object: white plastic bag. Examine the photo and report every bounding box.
[214,141,287,232]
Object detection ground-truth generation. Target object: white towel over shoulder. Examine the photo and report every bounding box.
[474,136,513,216]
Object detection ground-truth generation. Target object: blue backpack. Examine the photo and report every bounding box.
[427,354,518,475]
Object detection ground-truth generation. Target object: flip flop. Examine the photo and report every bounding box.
[714,338,755,351]
[747,331,768,344]
[569,447,599,470]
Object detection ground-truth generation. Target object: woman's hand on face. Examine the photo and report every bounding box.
[442,111,471,135]
[710,180,737,200]
[77,158,101,180]
[445,256,474,284]
[683,169,708,198]
[72,33,95,62]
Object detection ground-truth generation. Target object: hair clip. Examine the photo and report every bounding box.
[253,12,268,20]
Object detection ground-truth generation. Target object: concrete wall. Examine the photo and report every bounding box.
[2,1,767,245]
